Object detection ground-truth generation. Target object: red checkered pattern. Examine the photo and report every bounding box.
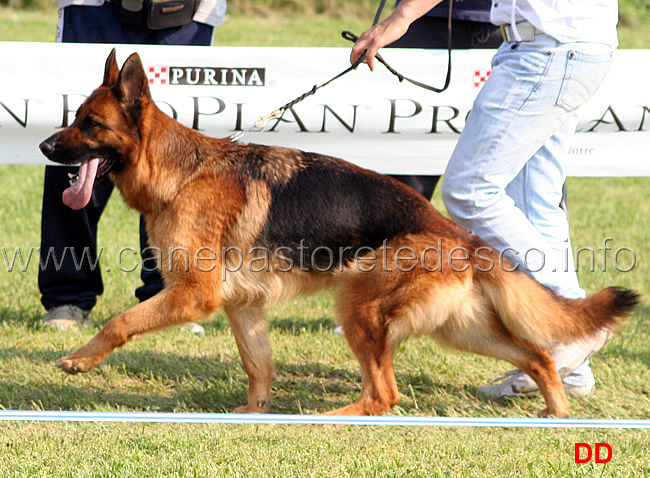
[473,69,491,88]
[147,66,169,85]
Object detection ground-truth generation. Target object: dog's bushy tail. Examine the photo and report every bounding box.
[483,271,640,348]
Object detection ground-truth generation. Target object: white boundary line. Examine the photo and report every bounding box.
[1,411,649,428]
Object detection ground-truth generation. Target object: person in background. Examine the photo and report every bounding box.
[351,0,616,399]
[40,0,226,333]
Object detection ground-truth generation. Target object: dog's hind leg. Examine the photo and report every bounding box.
[514,348,569,418]
[326,298,400,416]
[492,345,569,418]
[56,285,221,374]
[224,301,275,413]
[437,319,570,418]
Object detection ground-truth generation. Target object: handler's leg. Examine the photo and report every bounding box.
[442,37,613,297]
[442,37,614,399]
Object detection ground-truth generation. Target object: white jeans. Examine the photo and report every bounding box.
[442,34,614,299]
[441,35,614,384]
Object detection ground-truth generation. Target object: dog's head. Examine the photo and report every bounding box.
[39,49,151,210]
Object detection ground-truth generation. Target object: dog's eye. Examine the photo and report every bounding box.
[84,118,103,130]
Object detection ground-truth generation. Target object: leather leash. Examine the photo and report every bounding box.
[231,0,453,141]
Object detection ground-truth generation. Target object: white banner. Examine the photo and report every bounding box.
[1,41,648,176]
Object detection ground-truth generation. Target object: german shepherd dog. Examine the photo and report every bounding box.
[39,50,639,417]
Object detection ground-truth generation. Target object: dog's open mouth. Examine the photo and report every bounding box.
[63,158,115,210]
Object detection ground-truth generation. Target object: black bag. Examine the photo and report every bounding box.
[111,0,198,30]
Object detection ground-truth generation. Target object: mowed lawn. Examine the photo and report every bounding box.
[0,8,649,477]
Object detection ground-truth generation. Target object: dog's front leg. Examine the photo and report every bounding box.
[224,301,275,413]
[56,286,221,374]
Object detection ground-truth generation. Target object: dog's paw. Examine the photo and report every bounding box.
[537,407,569,419]
[324,403,368,416]
[56,351,102,374]
[234,399,270,414]
[325,398,393,416]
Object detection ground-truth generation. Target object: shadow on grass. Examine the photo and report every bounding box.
[5,339,632,416]
[1,346,360,413]
[1,346,251,412]
[1,380,251,414]
[0,346,468,415]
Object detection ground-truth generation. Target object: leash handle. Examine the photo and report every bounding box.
[233,0,452,140]
[341,0,454,94]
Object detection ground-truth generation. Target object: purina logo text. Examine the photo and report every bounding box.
[147,66,265,87]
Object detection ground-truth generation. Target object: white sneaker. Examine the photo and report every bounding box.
[476,369,594,399]
[43,305,90,331]
[477,370,539,399]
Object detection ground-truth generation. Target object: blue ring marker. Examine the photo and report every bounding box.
[1,411,649,428]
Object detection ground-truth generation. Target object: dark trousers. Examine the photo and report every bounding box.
[387,16,502,200]
[39,4,213,311]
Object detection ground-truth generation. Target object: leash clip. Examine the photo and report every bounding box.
[230,108,284,142]
[229,131,245,142]
[255,109,283,129]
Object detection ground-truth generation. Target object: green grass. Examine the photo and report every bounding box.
[2,6,650,48]
[2,423,649,477]
[0,7,56,42]
[1,8,649,478]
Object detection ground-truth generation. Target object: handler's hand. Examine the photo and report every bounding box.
[350,20,410,71]
[350,0,440,71]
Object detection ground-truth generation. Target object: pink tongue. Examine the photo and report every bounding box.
[62,159,100,210]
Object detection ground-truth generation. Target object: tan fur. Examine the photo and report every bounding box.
[41,51,640,419]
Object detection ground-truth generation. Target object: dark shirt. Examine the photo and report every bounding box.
[396,0,491,23]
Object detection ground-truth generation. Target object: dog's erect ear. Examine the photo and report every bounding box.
[114,52,151,105]
[103,48,120,87]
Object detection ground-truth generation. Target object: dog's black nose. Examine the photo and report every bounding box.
[39,139,54,157]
